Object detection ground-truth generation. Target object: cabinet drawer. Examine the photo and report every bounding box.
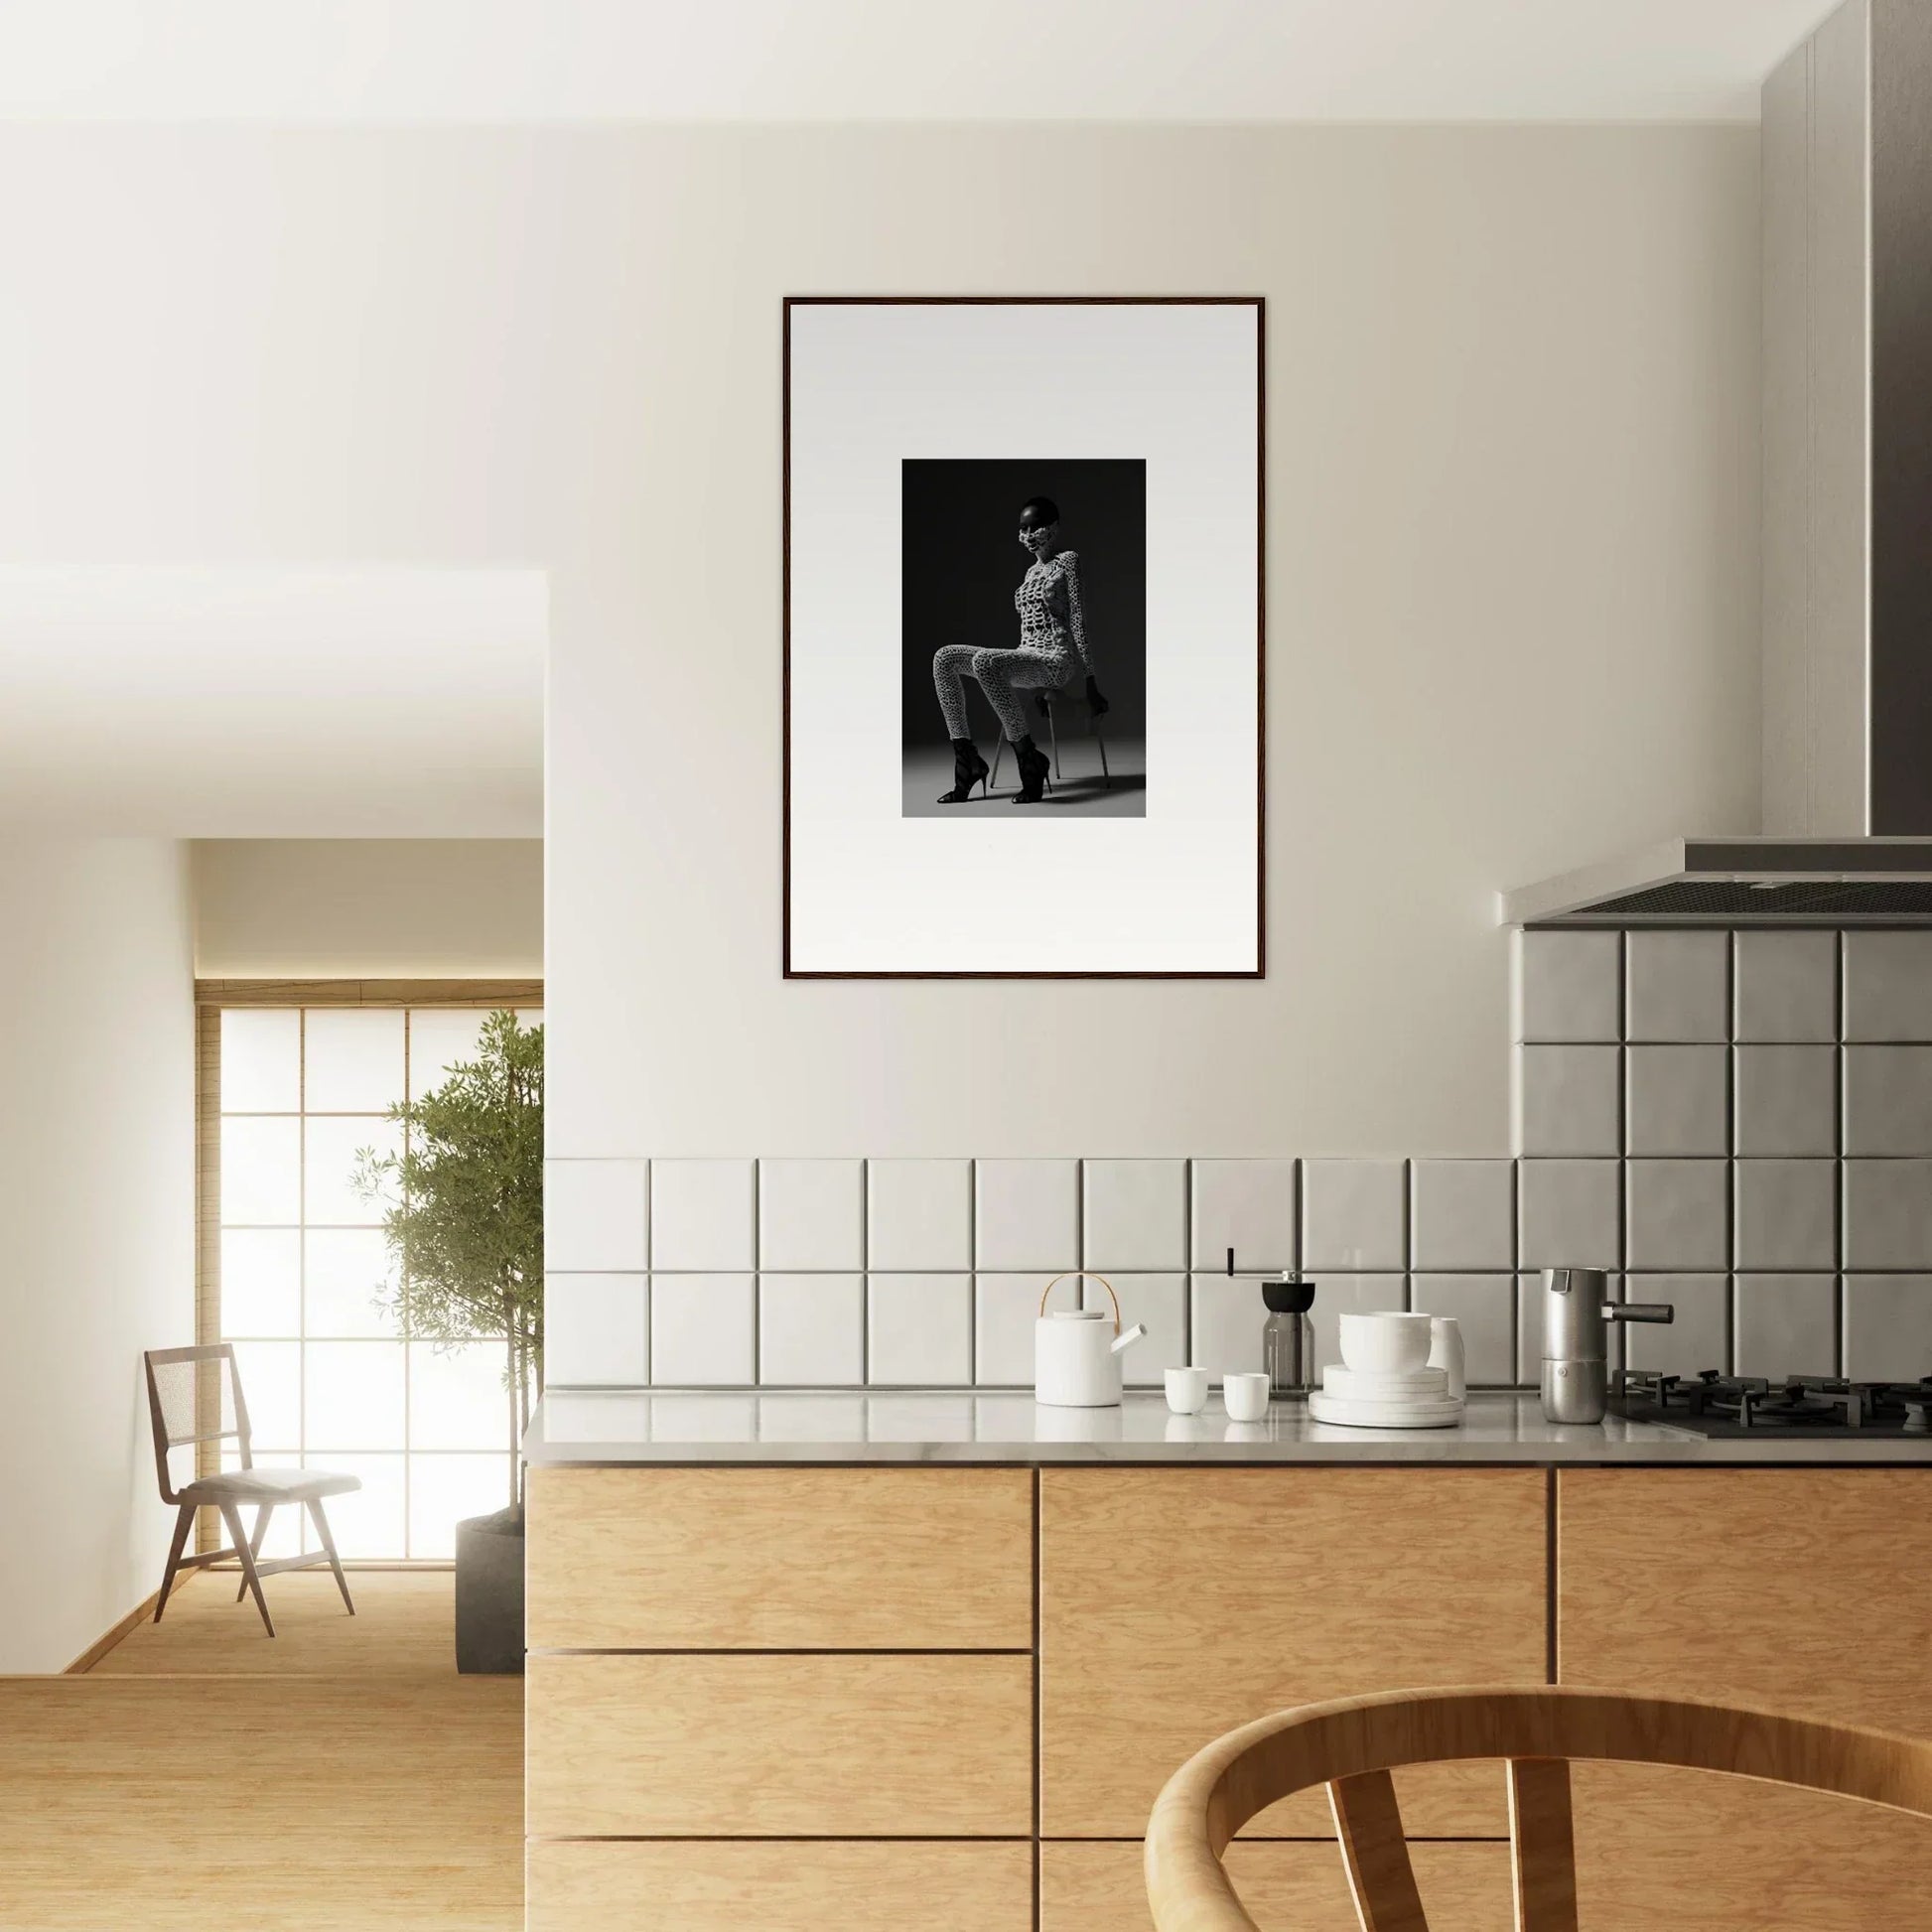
[525,1653,1034,1837]
[1039,1467,1546,1838]
[1040,1840,1512,1931]
[528,1841,1034,1932]
[526,1466,1034,1650]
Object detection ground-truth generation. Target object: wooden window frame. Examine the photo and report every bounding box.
[195,979,543,1563]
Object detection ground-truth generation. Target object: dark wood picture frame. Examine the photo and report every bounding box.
[781,295,1266,980]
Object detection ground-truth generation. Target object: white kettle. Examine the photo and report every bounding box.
[1035,1272,1147,1408]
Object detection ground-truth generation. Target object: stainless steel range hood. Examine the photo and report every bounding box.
[1502,0,1932,928]
[1501,839,1932,927]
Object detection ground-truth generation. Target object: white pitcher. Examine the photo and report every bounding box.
[1035,1272,1147,1408]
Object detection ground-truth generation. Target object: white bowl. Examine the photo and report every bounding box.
[1337,1311,1436,1375]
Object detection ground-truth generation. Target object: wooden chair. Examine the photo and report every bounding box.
[143,1343,362,1638]
[1143,1684,1932,1931]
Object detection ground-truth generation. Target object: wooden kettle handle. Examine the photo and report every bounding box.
[1038,1271,1121,1334]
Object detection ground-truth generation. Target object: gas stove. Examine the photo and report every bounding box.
[1612,1370,1932,1439]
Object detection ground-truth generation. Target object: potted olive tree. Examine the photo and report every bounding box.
[354,1009,542,1674]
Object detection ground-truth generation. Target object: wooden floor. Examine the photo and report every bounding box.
[1,1572,522,1930]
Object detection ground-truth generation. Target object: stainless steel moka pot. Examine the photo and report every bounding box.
[1540,1267,1674,1424]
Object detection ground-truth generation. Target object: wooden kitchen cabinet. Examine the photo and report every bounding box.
[1038,1467,1548,1839]
[1040,1841,1512,1932]
[526,1464,1034,1649]
[525,1651,1034,1838]
[1557,1469,1932,1927]
[527,1841,1035,1932]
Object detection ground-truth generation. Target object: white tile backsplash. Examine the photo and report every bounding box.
[544,1159,647,1273]
[1732,1160,1837,1271]
[1625,930,1729,1042]
[1189,1273,1264,1375]
[1082,1160,1186,1271]
[1844,1275,1932,1380]
[867,1159,972,1271]
[974,1160,1079,1273]
[758,1159,864,1271]
[1622,1274,1728,1377]
[1517,1046,1621,1157]
[546,936,1932,1394]
[1733,930,1837,1042]
[649,1274,755,1385]
[1843,1046,1932,1157]
[1410,1160,1514,1271]
[1843,1160,1932,1269]
[1410,1274,1515,1385]
[1733,1046,1837,1158]
[973,1273,1046,1385]
[1515,929,1620,1042]
[1625,1046,1728,1158]
[544,1274,647,1386]
[1735,1274,1839,1380]
[1625,1161,1728,1271]
[758,1273,864,1386]
[867,1274,972,1386]
[650,1160,757,1272]
[1302,1160,1406,1270]
[1518,1160,1620,1271]
[1843,932,1932,1041]
[1081,1271,1186,1386]
[1189,1159,1296,1272]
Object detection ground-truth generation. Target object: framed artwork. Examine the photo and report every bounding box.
[783,296,1264,978]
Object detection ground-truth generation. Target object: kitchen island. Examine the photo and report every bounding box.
[522,1391,1932,1931]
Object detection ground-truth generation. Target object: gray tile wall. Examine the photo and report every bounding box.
[1514,926,1932,1382]
[544,1154,1528,1391]
[541,928,1932,1393]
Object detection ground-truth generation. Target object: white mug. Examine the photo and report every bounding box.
[1222,1371,1271,1423]
[1165,1366,1210,1415]
[1426,1315,1466,1400]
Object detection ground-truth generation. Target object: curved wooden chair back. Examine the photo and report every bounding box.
[1144,1685,1932,1932]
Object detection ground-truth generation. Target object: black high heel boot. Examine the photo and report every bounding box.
[936,738,990,803]
[1011,734,1049,804]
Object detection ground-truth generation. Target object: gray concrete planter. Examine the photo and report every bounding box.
[455,1505,525,1675]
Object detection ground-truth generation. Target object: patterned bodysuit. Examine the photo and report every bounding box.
[932,549,1092,743]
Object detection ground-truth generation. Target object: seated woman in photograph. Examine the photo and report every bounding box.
[931,495,1110,804]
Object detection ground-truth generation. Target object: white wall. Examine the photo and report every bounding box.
[0,124,1760,1160]
[194,839,544,977]
[0,840,195,1671]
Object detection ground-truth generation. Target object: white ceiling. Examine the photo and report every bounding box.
[0,0,1839,123]
[0,568,545,837]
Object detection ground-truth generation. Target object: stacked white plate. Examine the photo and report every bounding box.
[1308,1312,1466,1429]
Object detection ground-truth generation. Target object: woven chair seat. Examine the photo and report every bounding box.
[180,1465,361,1506]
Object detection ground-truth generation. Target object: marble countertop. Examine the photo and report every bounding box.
[523,1389,1932,1465]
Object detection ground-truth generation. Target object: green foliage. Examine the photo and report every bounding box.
[352,1010,544,1457]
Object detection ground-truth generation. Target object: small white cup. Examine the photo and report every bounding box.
[1165,1366,1210,1415]
[1222,1371,1271,1423]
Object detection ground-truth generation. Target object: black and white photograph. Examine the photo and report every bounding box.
[785,297,1262,977]
[903,458,1146,818]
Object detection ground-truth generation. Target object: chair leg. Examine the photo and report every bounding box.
[1047,701,1061,779]
[219,1500,276,1637]
[153,1501,196,1624]
[236,1502,273,1602]
[1096,726,1111,789]
[307,1496,355,1616]
[987,736,1004,791]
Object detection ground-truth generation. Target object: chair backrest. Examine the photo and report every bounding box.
[143,1344,252,1505]
[1143,1685,1932,1932]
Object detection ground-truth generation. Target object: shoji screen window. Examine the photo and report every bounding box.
[216,1004,530,1560]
